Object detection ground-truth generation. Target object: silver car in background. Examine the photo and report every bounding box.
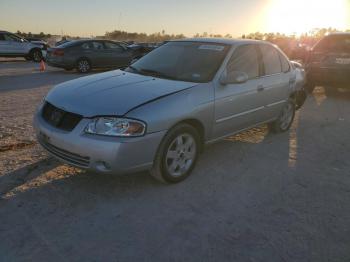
[34,38,300,183]
[0,30,45,61]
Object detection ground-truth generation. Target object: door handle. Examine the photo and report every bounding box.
[257,85,265,92]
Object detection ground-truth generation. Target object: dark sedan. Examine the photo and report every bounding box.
[46,39,136,73]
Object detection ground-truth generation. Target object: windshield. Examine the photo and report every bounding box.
[126,41,230,83]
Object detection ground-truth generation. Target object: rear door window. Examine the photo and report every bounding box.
[81,42,93,49]
[260,45,282,75]
[104,41,124,51]
[227,45,259,79]
[91,42,104,50]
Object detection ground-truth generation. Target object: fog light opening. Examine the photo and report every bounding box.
[95,161,111,172]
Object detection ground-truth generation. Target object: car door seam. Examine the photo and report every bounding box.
[215,106,265,123]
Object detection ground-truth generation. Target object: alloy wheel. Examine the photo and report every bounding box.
[165,133,197,178]
[78,60,90,73]
[33,50,42,62]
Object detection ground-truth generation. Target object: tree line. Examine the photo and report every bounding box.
[15,27,349,58]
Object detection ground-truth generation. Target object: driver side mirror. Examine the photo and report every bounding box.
[220,71,249,85]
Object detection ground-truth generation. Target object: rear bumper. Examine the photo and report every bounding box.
[46,57,73,69]
[307,67,350,86]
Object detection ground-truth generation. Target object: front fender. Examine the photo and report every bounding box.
[125,83,215,140]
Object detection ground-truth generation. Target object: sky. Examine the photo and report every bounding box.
[1,0,349,37]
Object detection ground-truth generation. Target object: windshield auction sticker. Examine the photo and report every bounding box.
[198,45,225,51]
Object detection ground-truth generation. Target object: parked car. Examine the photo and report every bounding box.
[290,61,307,109]
[128,42,158,59]
[34,38,300,183]
[46,39,136,73]
[305,33,350,94]
[55,38,70,47]
[0,30,44,61]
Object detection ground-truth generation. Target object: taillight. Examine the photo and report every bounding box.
[53,49,64,56]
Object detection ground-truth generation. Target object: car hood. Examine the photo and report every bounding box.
[45,70,198,117]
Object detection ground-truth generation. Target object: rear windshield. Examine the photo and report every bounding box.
[314,35,350,52]
[57,41,80,48]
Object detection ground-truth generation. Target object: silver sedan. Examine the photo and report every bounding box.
[34,38,302,183]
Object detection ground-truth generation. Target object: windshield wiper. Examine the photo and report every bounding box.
[138,68,177,80]
[127,65,141,73]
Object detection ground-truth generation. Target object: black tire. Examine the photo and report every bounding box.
[295,90,307,110]
[150,123,200,184]
[76,58,91,73]
[269,99,296,133]
[30,49,43,62]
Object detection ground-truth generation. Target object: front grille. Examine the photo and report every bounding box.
[39,137,90,168]
[42,102,82,131]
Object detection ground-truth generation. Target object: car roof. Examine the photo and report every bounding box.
[67,39,122,44]
[326,32,350,36]
[170,37,266,46]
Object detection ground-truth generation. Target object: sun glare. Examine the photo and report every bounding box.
[264,0,349,35]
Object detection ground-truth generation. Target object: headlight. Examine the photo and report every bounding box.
[85,117,146,137]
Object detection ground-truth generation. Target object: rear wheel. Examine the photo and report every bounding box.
[76,59,91,73]
[150,124,200,183]
[269,99,295,133]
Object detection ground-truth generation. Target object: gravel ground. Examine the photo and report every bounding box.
[1,60,350,262]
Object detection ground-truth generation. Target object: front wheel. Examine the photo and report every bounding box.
[295,90,307,110]
[76,59,91,73]
[30,49,43,62]
[269,99,295,133]
[150,124,200,183]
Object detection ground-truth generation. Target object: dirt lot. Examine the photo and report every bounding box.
[1,59,350,262]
